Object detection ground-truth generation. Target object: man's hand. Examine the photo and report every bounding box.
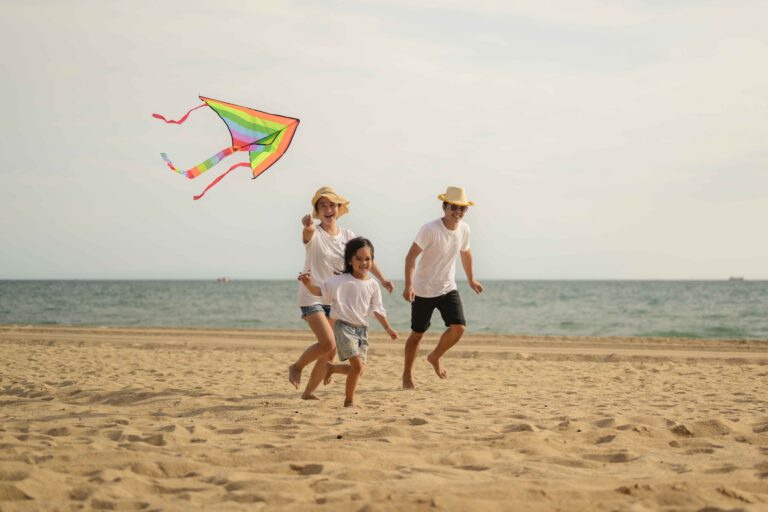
[403,287,415,303]
[469,280,484,295]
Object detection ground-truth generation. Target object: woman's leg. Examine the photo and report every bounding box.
[302,345,337,399]
[288,312,335,390]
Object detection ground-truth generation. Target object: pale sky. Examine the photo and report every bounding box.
[1,0,766,280]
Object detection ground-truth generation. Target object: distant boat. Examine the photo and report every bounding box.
[728,276,745,281]
[216,277,231,283]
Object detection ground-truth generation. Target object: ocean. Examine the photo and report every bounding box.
[0,280,766,340]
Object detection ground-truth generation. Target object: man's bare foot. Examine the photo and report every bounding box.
[323,362,334,386]
[402,375,416,389]
[426,352,447,379]
[288,364,301,390]
[344,400,355,407]
[301,393,320,400]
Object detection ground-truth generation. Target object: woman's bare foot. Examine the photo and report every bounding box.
[402,375,416,389]
[288,364,301,389]
[323,362,334,385]
[301,393,320,400]
[426,352,447,379]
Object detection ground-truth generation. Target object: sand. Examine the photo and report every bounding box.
[1,325,767,511]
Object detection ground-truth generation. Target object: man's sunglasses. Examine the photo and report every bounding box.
[448,204,468,212]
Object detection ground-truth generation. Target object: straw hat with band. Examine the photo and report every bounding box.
[438,186,474,206]
[311,186,350,219]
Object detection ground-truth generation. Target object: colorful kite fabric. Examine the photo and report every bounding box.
[152,96,299,200]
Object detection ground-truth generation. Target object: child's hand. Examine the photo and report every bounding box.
[387,328,399,340]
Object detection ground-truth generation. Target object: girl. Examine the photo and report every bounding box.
[299,237,398,407]
[288,187,394,400]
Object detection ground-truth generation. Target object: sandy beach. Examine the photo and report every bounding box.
[1,325,767,511]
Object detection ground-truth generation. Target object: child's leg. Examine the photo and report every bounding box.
[344,356,365,407]
[324,358,351,383]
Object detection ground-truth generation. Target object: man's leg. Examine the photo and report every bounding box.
[426,291,466,379]
[426,324,465,379]
[402,331,424,389]
[403,296,434,389]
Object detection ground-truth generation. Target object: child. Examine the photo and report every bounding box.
[298,237,398,407]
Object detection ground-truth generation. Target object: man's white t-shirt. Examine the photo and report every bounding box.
[412,219,470,298]
[320,273,386,327]
[298,226,356,307]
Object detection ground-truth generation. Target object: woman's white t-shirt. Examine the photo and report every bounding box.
[298,226,356,307]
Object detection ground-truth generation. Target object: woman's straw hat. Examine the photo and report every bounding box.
[311,186,350,218]
[437,186,474,206]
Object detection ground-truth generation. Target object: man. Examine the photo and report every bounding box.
[402,186,483,389]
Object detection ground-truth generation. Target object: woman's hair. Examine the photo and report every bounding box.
[343,237,375,274]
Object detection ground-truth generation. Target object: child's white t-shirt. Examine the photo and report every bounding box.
[298,226,356,307]
[320,273,385,327]
[412,219,471,298]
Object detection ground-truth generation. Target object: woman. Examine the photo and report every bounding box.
[288,186,394,399]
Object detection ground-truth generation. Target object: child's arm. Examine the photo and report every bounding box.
[373,312,398,340]
[297,272,322,296]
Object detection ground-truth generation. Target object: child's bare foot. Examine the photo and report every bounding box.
[288,364,301,390]
[426,352,447,379]
[301,393,320,400]
[402,375,416,389]
[323,362,334,386]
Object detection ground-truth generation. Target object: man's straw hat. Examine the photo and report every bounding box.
[311,186,350,218]
[437,186,474,206]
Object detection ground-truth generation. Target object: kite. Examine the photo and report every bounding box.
[152,96,299,200]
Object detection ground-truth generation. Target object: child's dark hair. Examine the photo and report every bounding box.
[343,237,375,274]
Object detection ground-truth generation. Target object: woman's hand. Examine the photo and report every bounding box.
[301,214,315,231]
[381,279,395,294]
[387,327,399,340]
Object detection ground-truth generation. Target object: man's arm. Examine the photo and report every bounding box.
[403,243,423,302]
[460,250,483,295]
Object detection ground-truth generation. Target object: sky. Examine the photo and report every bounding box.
[1,0,766,280]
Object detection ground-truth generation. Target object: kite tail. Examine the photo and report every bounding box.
[151,103,206,124]
[160,153,185,175]
[193,162,250,201]
[160,146,237,179]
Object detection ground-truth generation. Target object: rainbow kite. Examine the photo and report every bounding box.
[153,96,299,200]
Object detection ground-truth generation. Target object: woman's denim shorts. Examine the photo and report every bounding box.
[300,304,331,319]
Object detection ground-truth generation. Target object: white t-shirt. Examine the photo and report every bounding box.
[320,273,386,327]
[412,218,471,298]
[297,226,356,307]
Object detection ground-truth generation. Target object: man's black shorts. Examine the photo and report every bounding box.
[410,290,466,333]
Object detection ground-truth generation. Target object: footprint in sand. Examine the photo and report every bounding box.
[0,484,32,501]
